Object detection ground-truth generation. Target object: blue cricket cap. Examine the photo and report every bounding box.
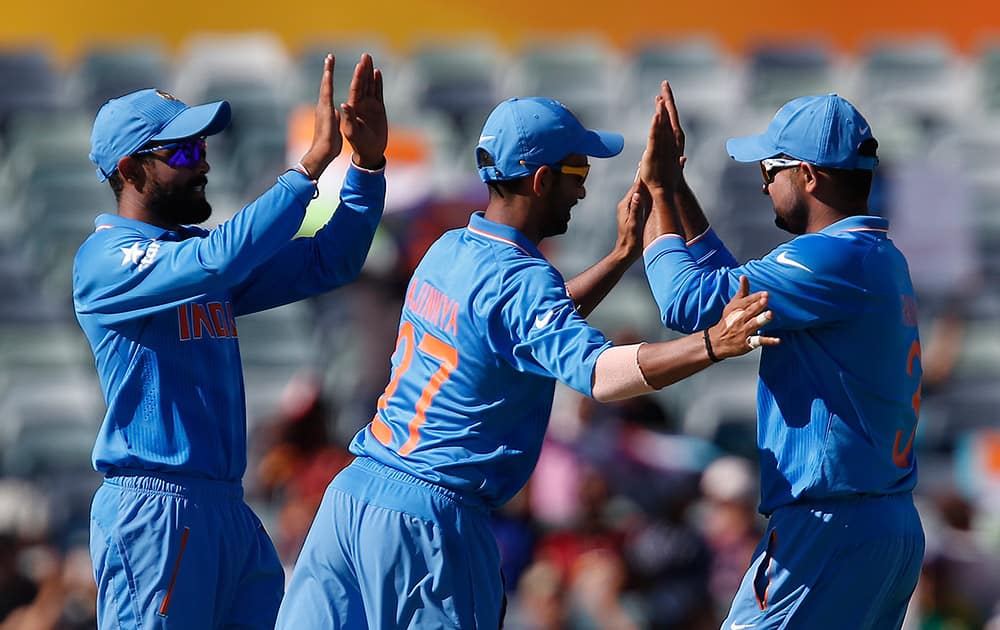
[726,94,878,170]
[89,88,232,181]
[475,97,623,182]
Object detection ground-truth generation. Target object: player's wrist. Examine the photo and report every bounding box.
[291,162,320,199]
[703,328,724,362]
[352,153,386,171]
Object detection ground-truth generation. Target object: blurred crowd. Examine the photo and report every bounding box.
[2,32,1000,629]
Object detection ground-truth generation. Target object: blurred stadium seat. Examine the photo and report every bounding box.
[0,48,61,140]
[855,36,971,125]
[69,43,172,112]
[397,36,506,159]
[508,35,622,128]
[296,37,397,108]
[744,40,839,113]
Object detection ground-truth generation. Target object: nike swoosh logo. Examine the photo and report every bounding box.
[776,251,812,273]
[731,623,756,630]
[859,125,870,135]
[479,135,496,142]
[534,310,554,329]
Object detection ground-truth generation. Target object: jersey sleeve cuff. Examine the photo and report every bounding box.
[278,169,321,203]
[643,233,687,262]
[349,155,387,174]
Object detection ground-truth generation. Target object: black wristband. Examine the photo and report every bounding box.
[703,328,722,363]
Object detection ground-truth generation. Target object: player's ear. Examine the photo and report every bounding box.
[531,165,553,197]
[118,156,145,186]
[799,162,820,193]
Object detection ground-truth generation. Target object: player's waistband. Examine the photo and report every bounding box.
[340,456,489,516]
[776,492,920,525]
[103,468,244,501]
[791,491,914,507]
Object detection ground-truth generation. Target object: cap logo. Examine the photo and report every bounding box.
[155,90,181,102]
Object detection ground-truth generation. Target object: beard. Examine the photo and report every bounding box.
[541,180,574,238]
[147,178,212,226]
[541,211,571,238]
[773,199,808,235]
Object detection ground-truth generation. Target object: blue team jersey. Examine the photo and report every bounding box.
[74,167,385,481]
[350,212,612,509]
[643,215,921,514]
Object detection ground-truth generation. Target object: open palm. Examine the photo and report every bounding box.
[342,53,388,169]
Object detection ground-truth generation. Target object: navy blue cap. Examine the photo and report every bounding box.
[475,97,623,182]
[727,94,878,170]
[89,88,231,181]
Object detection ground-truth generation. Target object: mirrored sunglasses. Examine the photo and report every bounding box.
[134,137,207,169]
[759,158,802,184]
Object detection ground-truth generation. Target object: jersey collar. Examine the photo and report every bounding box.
[819,214,889,236]
[467,211,545,259]
[93,213,199,240]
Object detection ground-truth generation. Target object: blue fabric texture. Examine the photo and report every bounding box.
[276,457,504,629]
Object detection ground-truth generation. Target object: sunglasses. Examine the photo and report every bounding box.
[134,137,207,169]
[551,163,590,184]
[759,158,802,184]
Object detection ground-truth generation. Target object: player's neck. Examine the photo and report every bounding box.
[483,198,544,244]
[806,204,868,233]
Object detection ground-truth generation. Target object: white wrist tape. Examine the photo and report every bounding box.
[591,343,656,402]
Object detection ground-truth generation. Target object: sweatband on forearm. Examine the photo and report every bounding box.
[591,343,656,402]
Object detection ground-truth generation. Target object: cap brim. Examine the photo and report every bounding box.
[151,101,232,142]
[726,133,780,163]
[577,129,624,158]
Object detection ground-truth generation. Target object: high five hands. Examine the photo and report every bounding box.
[639,81,686,194]
[342,53,388,170]
[299,53,388,179]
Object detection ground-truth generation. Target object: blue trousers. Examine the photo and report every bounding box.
[722,493,924,630]
[90,471,283,629]
[276,456,504,629]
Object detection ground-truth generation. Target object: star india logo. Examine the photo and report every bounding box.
[119,241,160,270]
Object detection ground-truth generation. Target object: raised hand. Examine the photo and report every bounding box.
[298,54,343,180]
[341,53,388,169]
[708,276,779,359]
[639,81,686,193]
[613,181,651,262]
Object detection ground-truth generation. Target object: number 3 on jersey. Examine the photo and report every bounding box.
[371,322,459,456]
[892,339,921,468]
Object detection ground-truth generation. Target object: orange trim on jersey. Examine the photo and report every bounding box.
[755,529,778,610]
[467,225,530,254]
[158,526,190,617]
[686,227,712,246]
[839,227,889,233]
[642,233,686,257]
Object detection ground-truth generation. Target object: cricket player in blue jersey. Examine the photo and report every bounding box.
[276,96,779,629]
[638,84,925,628]
[73,54,388,628]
